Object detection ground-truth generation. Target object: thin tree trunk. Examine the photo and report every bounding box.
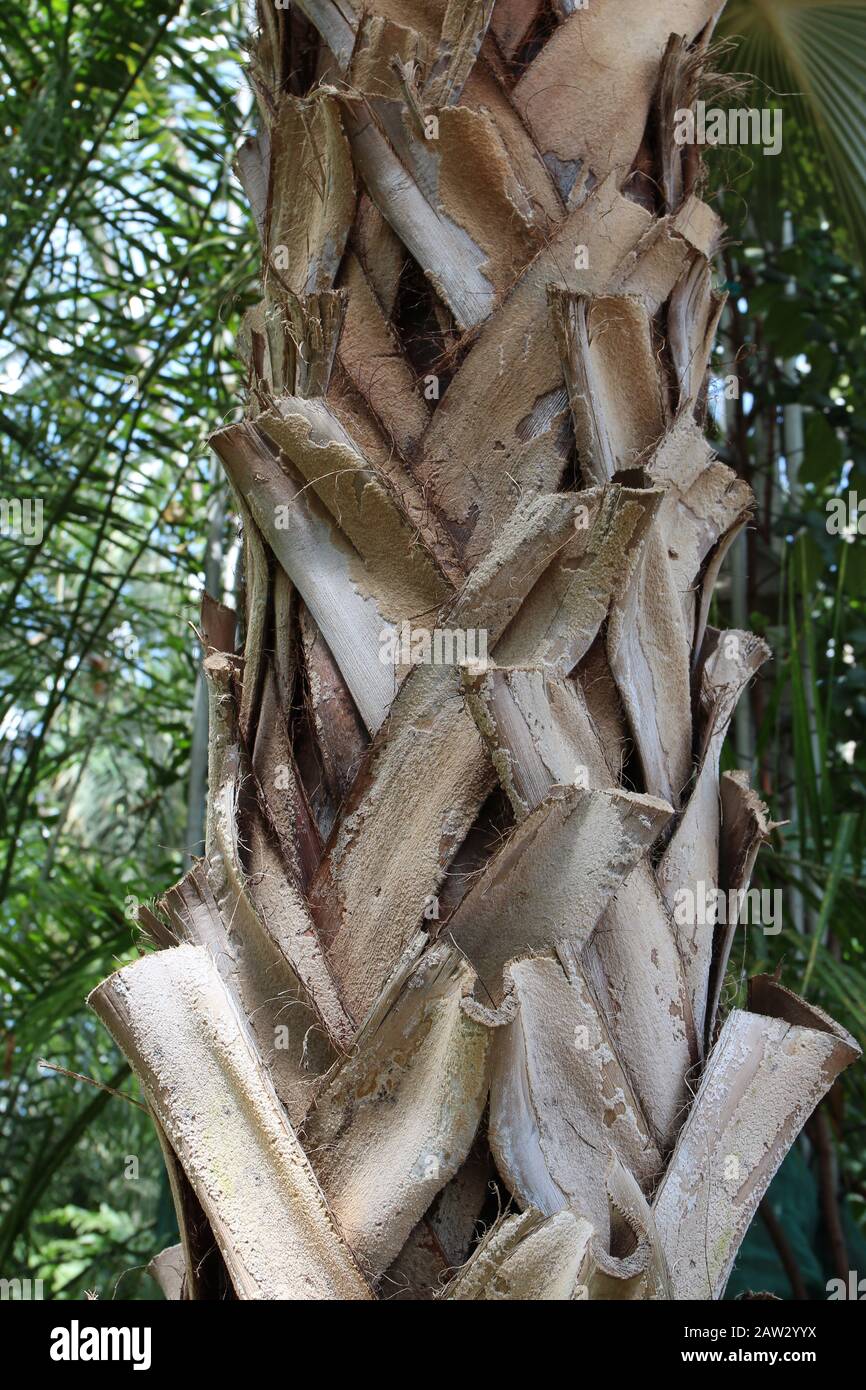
[759,1199,808,1301]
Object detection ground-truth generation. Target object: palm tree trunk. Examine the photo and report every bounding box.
[90,0,859,1300]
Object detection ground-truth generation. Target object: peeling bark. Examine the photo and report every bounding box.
[488,954,661,1238]
[444,1207,595,1300]
[302,943,490,1277]
[92,0,859,1303]
[654,978,860,1299]
[656,629,771,1040]
[90,946,372,1300]
[447,783,672,1003]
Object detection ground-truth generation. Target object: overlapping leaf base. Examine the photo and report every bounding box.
[92,0,859,1300]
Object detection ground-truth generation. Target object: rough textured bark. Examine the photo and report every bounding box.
[91,0,859,1300]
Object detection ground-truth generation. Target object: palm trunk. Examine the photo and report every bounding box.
[91,0,859,1301]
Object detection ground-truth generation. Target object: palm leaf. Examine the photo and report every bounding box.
[719,1,866,262]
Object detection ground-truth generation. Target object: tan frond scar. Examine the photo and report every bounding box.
[90,0,859,1301]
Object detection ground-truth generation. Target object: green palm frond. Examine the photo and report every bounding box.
[0,0,249,1292]
[718,1,866,261]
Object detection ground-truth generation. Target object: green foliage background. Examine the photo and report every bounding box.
[0,0,863,1300]
[0,0,251,1297]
